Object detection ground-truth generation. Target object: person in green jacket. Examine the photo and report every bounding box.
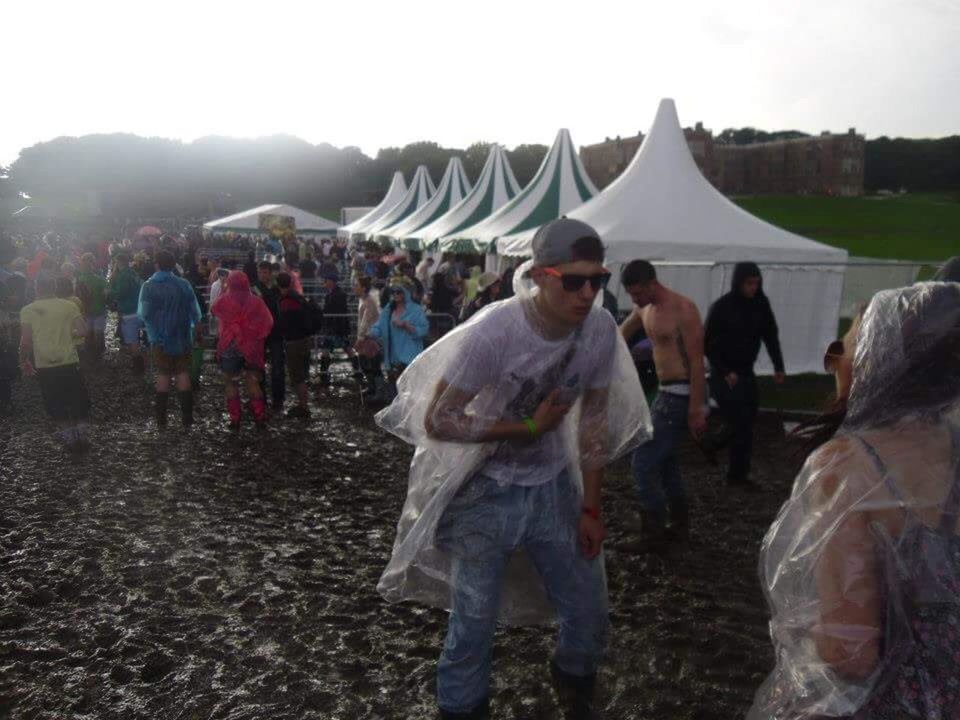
[76,253,108,359]
[109,252,145,374]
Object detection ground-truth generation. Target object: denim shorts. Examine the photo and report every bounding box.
[119,314,143,345]
[218,347,247,375]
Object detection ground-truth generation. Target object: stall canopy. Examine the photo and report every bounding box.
[203,204,340,236]
[359,165,436,242]
[376,158,472,250]
[439,129,597,254]
[498,98,848,375]
[337,172,408,240]
[408,144,521,251]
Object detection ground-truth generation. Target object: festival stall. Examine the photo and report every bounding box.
[203,204,339,236]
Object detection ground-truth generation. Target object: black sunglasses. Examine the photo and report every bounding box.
[544,268,611,292]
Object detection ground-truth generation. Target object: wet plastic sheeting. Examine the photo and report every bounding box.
[750,282,960,719]
[376,267,652,624]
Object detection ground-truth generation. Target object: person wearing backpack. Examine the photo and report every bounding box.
[749,282,960,720]
[276,271,315,419]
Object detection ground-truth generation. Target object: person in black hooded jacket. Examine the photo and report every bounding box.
[704,262,785,490]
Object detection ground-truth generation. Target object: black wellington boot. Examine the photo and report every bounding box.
[438,697,490,720]
[155,391,169,428]
[551,661,598,720]
[664,500,690,542]
[178,390,194,428]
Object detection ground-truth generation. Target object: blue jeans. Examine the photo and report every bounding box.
[435,470,608,714]
[632,392,688,522]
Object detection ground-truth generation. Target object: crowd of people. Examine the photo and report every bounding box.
[0,228,528,443]
[3,219,960,720]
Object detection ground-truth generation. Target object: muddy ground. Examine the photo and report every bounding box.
[0,343,800,720]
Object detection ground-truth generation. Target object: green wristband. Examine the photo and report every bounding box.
[522,417,538,438]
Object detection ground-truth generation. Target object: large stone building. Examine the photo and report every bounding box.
[580,124,865,196]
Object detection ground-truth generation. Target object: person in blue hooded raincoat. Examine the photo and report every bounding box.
[367,283,429,377]
[138,250,202,428]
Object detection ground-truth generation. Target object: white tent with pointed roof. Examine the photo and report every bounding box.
[203,204,339,236]
[359,165,436,242]
[405,145,521,251]
[377,158,472,250]
[438,129,597,253]
[499,98,848,374]
[337,171,408,240]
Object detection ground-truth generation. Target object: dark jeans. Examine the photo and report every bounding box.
[708,373,759,482]
[632,392,689,522]
[266,338,286,405]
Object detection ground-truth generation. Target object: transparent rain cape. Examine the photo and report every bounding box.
[749,282,960,719]
[375,264,652,625]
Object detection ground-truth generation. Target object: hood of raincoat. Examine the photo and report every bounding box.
[374,271,653,625]
[749,282,960,720]
[846,282,960,429]
[211,270,274,368]
[370,284,429,367]
[137,270,201,356]
[730,261,765,298]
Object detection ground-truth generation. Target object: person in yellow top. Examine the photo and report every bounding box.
[19,272,92,452]
[55,276,85,348]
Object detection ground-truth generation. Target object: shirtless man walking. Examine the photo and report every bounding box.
[619,260,707,548]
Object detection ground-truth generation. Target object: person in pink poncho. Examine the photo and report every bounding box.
[211,271,274,428]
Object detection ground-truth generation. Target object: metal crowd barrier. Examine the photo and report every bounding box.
[192,311,458,381]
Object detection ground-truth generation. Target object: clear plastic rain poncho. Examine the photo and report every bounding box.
[749,281,960,720]
[375,261,652,625]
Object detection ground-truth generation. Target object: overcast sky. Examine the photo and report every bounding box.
[4,0,958,166]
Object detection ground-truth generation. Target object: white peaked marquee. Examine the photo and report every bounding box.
[203,204,339,235]
[499,98,848,375]
[439,129,597,253]
[360,165,437,241]
[410,145,521,251]
[377,157,472,250]
[337,172,408,240]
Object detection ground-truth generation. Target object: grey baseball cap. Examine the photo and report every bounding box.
[531,217,602,267]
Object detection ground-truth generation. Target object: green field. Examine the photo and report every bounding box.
[736,193,959,414]
[734,193,960,262]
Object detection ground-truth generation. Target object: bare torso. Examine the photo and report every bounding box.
[639,295,692,382]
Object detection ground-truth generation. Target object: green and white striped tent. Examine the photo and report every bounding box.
[376,157,471,250]
[438,129,597,254]
[403,144,520,251]
[359,165,436,242]
[337,171,407,240]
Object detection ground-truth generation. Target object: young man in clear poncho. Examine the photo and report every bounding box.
[749,281,960,720]
[375,218,652,720]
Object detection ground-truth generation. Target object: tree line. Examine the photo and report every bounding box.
[2,130,957,222]
[2,135,548,222]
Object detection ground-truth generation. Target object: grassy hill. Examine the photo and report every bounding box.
[734,193,960,262]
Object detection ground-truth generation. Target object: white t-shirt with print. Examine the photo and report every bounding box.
[444,299,616,486]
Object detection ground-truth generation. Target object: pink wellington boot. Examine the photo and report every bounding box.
[251,398,267,428]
